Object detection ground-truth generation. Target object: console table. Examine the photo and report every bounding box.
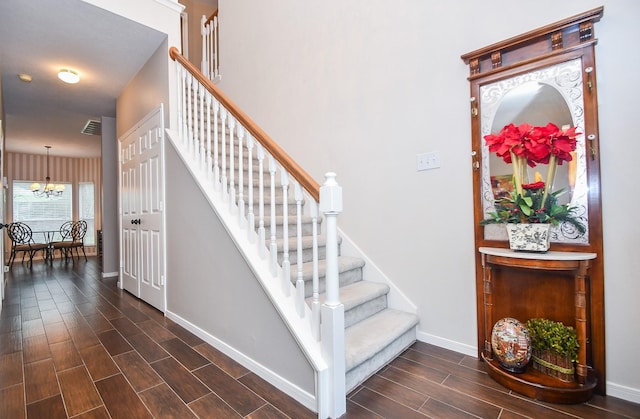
[479,247,598,404]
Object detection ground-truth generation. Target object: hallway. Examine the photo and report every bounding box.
[1,258,639,418]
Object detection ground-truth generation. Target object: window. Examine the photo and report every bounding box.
[13,181,73,236]
[79,182,95,246]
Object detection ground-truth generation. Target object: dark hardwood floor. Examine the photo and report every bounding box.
[1,258,638,418]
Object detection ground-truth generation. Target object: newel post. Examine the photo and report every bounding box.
[319,172,346,418]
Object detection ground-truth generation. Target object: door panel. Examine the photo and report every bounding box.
[119,106,165,311]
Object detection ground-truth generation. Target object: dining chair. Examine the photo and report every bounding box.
[6,222,49,268]
[50,221,74,261]
[51,220,88,261]
[69,220,88,261]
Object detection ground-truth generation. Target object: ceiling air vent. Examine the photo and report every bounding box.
[81,119,102,136]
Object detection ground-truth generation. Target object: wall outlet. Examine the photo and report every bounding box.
[416,151,441,171]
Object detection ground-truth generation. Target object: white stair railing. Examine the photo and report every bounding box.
[170,47,345,418]
[201,11,220,82]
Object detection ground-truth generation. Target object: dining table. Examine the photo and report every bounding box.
[32,230,64,261]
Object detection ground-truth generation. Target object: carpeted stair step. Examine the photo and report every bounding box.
[309,281,390,328]
[344,309,419,392]
[293,256,365,298]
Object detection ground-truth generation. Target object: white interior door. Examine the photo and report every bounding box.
[120,131,141,297]
[138,118,165,311]
[119,106,166,312]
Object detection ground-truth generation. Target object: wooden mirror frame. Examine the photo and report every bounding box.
[462,7,606,398]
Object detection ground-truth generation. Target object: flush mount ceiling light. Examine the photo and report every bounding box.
[18,73,33,82]
[58,68,80,84]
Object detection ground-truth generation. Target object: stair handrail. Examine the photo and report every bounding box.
[201,9,220,81]
[170,46,320,201]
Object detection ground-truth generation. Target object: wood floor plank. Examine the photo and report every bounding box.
[83,313,114,334]
[113,351,163,392]
[110,316,143,338]
[57,366,103,416]
[245,403,289,419]
[96,329,133,356]
[24,358,59,404]
[159,338,210,371]
[136,319,176,343]
[44,321,71,344]
[166,322,205,347]
[0,384,25,418]
[95,374,152,419]
[188,393,243,418]
[193,363,266,416]
[26,394,67,419]
[68,325,101,350]
[40,308,64,325]
[23,334,52,363]
[360,374,428,410]
[380,364,502,418]
[0,331,22,356]
[0,312,21,334]
[344,398,385,418]
[138,383,198,418]
[401,347,504,391]
[119,306,150,323]
[125,331,170,363]
[443,374,574,418]
[50,340,83,371]
[419,397,479,418]
[239,372,316,419]
[388,354,449,384]
[21,318,46,339]
[78,344,121,381]
[350,387,429,419]
[0,352,23,389]
[71,405,111,419]
[194,343,250,379]
[150,357,211,404]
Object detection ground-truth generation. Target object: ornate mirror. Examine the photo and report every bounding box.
[481,58,589,244]
[462,7,606,399]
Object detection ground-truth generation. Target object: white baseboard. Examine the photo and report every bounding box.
[165,309,318,413]
[416,330,477,358]
[101,271,118,278]
[606,381,640,404]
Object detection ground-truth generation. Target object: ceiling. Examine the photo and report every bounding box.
[0,0,167,158]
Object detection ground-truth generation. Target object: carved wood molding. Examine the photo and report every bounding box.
[461,7,603,79]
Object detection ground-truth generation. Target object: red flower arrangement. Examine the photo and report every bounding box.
[481,123,585,233]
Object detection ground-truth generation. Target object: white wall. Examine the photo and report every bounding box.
[217,0,640,403]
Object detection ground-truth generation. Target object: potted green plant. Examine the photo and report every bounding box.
[525,318,579,382]
[480,123,586,251]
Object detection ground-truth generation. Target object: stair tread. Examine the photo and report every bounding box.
[309,281,388,311]
[291,255,364,281]
[345,309,418,371]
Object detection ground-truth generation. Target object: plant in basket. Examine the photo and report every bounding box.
[525,318,579,382]
[480,123,586,235]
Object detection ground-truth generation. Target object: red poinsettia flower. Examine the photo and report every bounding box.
[551,126,579,164]
[522,181,545,190]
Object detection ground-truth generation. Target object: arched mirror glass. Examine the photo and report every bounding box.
[480,58,589,244]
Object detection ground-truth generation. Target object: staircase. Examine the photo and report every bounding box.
[169,47,418,415]
[220,137,419,392]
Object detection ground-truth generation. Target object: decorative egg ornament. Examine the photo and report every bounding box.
[491,317,532,373]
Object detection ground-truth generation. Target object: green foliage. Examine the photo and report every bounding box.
[525,318,579,362]
[481,188,586,235]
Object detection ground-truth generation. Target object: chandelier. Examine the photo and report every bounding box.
[30,146,65,198]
